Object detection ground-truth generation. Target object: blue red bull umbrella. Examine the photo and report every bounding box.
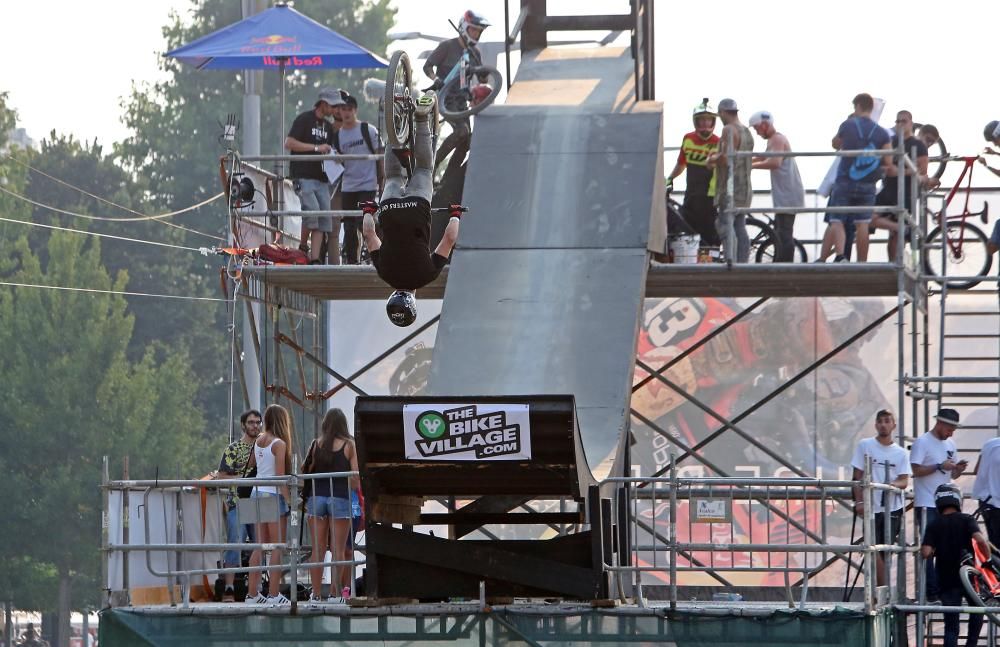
[166,3,387,70]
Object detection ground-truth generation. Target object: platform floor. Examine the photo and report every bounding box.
[245,262,920,300]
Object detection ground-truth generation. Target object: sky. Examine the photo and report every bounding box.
[2,0,999,191]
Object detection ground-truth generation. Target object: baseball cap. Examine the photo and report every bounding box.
[748,111,773,128]
[935,408,961,427]
[316,88,346,107]
[718,98,739,112]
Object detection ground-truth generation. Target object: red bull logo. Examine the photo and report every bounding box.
[250,34,297,45]
[262,55,325,67]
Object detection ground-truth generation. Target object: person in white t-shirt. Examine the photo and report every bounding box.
[910,408,967,601]
[973,435,1000,547]
[851,409,911,586]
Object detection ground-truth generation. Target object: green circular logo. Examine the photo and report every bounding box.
[416,411,446,439]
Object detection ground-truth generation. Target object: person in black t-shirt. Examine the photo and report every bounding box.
[363,91,464,327]
[871,110,940,261]
[285,88,343,263]
[921,483,989,647]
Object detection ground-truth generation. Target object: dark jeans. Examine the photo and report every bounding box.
[920,507,941,598]
[982,506,1000,549]
[941,585,982,647]
[341,190,377,264]
[774,213,796,262]
[683,194,721,247]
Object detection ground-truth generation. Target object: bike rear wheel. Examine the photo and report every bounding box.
[959,564,1000,627]
[923,220,992,289]
[914,122,948,179]
[755,237,808,263]
[385,51,413,148]
[438,66,503,120]
[746,217,776,263]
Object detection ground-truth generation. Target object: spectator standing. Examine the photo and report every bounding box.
[302,408,360,602]
[973,435,1000,547]
[708,98,752,263]
[244,404,294,606]
[333,93,383,264]
[850,409,910,586]
[911,408,968,602]
[921,484,987,647]
[212,409,262,602]
[666,99,721,250]
[820,93,891,262]
[988,219,1000,255]
[749,111,805,263]
[871,110,938,260]
[285,89,342,263]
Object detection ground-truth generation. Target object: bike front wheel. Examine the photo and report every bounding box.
[438,66,503,120]
[755,237,809,263]
[385,50,413,148]
[923,221,992,289]
[959,564,1000,627]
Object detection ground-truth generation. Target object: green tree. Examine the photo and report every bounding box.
[115,0,395,431]
[0,229,212,638]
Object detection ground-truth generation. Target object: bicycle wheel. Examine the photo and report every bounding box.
[745,216,777,263]
[438,66,503,120]
[755,238,809,263]
[384,50,413,148]
[914,122,948,179]
[960,564,1000,627]
[923,221,992,289]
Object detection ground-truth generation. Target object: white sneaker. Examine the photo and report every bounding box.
[266,593,291,605]
[415,91,436,118]
[244,592,267,604]
[326,596,346,604]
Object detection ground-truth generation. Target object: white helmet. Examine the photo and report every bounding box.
[458,10,490,45]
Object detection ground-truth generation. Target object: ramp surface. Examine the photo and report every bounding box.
[427,48,665,470]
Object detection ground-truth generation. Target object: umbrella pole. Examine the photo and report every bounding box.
[277,58,287,232]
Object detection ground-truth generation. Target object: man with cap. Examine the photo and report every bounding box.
[332,92,383,264]
[707,98,752,263]
[750,111,804,262]
[911,408,968,602]
[285,88,343,263]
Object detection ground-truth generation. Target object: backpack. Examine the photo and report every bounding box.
[332,122,377,155]
[848,118,883,182]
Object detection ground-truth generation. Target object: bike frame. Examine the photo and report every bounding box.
[935,156,989,257]
[970,539,1000,595]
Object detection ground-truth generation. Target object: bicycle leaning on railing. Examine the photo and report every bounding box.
[958,500,1000,625]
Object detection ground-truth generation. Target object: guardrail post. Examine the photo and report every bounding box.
[669,452,677,612]
[101,456,111,609]
[863,456,875,614]
[289,460,300,610]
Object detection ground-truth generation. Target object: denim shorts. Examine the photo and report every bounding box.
[306,495,351,519]
[827,181,877,225]
[223,506,255,566]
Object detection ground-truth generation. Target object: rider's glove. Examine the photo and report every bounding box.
[665,177,673,193]
[449,204,468,219]
[423,79,444,93]
[359,200,379,216]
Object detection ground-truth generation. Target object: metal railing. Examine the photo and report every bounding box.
[101,459,364,609]
[601,457,905,614]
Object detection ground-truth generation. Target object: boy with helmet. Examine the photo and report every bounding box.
[423,10,492,179]
[921,484,988,647]
[666,99,721,250]
[362,92,464,327]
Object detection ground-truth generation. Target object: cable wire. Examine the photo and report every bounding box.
[1,153,225,240]
[0,280,232,302]
[0,215,206,253]
[0,185,224,231]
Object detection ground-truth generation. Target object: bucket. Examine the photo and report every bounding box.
[669,234,700,264]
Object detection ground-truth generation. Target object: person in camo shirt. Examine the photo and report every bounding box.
[211,408,261,602]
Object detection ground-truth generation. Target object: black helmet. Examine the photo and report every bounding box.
[985,120,1000,142]
[934,483,963,512]
[386,290,417,327]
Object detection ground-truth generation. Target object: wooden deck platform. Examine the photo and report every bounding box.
[244,263,921,301]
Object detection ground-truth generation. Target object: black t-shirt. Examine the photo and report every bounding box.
[370,197,448,290]
[922,511,980,589]
[879,135,928,202]
[287,109,334,181]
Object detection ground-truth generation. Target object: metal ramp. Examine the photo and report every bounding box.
[426,47,666,471]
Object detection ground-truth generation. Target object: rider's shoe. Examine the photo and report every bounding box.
[415,91,436,118]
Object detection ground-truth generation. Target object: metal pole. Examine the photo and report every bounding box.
[862,456,874,614]
[503,0,512,91]
[101,457,110,609]
[669,452,677,612]
[241,0,264,410]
